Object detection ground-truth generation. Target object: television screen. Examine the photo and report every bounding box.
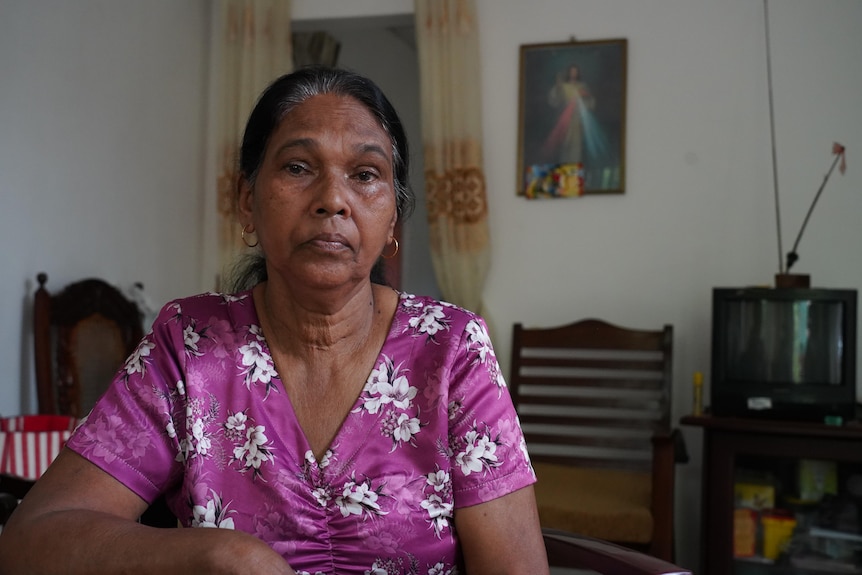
[723,298,844,386]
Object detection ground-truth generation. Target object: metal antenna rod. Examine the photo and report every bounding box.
[764,0,785,273]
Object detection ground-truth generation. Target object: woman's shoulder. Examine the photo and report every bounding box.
[395,292,485,328]
[153,289,256,323]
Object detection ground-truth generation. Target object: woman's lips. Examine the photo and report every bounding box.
[306,233,351,252]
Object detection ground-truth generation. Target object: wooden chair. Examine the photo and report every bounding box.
[33,272,143,418]
[510,319,688,562]
[543,528,691,574]
[0,273,143,501]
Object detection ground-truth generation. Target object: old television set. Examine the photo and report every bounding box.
[711,287,858,422]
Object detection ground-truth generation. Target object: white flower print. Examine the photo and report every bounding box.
[232,424,274,473]
[239,339,278,390]
[426,469,450,493]
[303,449,332,470]
[465,319,506,395]
[225,411,247,431]
[177,412,214,463]
[312,487,332,508]
[358,357,416,415]
[428,563,454,575]
[420,493,453,538]
[336,477,388,519]
[386,374,416,410]
[392,413,420,444]
[491,363,507,392]
[191,418,211,456]
[124,339,155,377]
[465,319,494,363]
[454,427,500,476]
[223,411,247,444]
[380,411,422,452]
[408,304,449,338]
[421,468,454,538]
[365,564,387,575]
[399,292,422,307]
[192,490,235,529]
[183,324,203,357]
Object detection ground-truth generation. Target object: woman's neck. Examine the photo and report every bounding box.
[254,280,389,356]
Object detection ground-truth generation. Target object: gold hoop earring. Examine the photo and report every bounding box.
[382,238,399,259]
[241,224,259,248]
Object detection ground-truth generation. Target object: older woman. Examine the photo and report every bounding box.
[0,67,548,574]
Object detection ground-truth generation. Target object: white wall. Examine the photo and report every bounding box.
[0,0,211,412]
[2,0,860,570]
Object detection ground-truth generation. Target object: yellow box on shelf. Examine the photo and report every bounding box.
[735,481,775,510]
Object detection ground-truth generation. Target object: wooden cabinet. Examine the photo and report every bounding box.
[681,415,862,575]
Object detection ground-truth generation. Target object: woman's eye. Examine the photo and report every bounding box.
[355,170,377,183]
[285,162,306,175]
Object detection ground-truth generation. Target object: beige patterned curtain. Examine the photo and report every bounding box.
[414,0,490,314]
[215,0,293,285]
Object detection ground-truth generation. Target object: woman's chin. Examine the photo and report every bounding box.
[281,263,371,292]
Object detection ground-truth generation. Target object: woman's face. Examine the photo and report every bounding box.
[239,93,397,291]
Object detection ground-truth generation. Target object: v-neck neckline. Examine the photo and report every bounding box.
[248,289,403,471]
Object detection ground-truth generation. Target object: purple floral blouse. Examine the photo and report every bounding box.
[66,290,536,575]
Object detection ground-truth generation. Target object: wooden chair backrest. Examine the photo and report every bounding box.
[509,318,673,472]
[33,273,143,418]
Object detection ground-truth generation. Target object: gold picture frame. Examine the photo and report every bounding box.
[517,38,628,198]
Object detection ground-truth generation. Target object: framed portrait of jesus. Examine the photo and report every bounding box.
[517,38,628,198]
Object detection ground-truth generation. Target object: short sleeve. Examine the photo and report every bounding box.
[446,314,535,508]
[65,302,186,503]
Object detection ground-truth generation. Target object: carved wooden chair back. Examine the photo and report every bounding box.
[33,272,143,419]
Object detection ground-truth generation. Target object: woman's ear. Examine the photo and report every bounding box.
[387,209,398,239]
[237,176,254,223]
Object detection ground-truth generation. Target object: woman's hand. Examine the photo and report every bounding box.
[203,529,297,575]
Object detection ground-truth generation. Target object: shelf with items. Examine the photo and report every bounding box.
[732,454,862,571]
[681,415,862,575]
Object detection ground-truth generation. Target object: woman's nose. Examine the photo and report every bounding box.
[312,171,351,217]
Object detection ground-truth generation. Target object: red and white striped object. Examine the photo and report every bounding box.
[0,415,79,481]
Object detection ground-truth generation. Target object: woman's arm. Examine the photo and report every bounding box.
[0,449,294,575]
[455,485,549,575]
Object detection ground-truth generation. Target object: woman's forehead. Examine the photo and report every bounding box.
[283,94,378,129]
[271,94,391,152]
